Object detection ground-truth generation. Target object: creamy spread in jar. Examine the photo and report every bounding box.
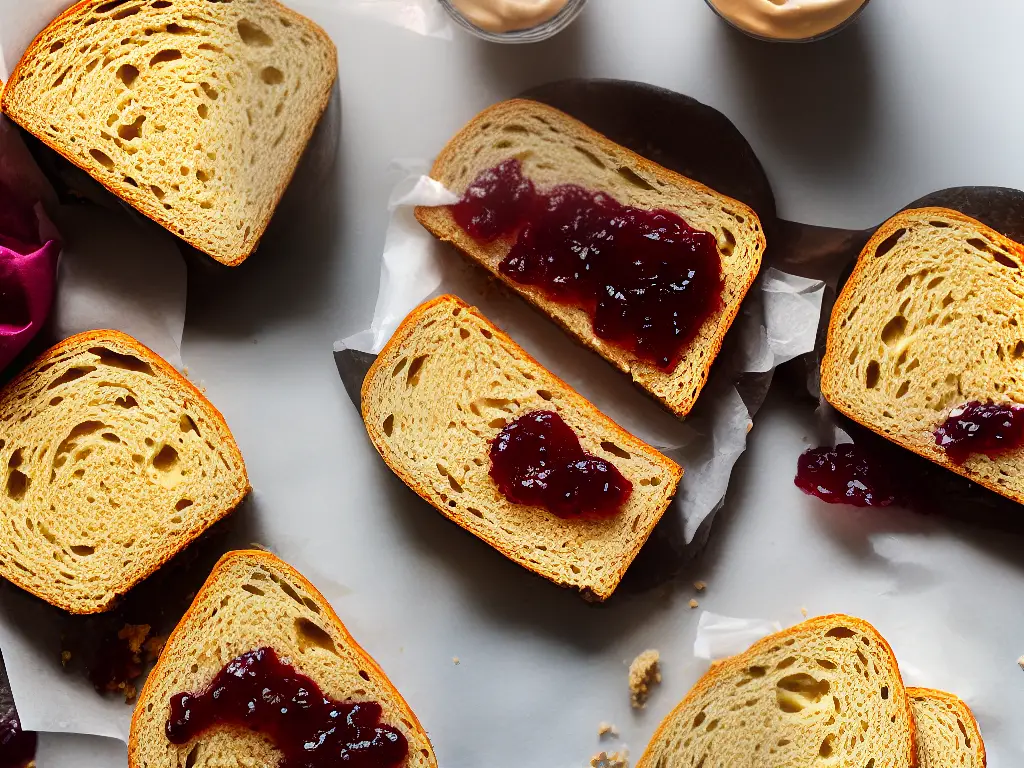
[708,0,869,41]
[450,0,569,33]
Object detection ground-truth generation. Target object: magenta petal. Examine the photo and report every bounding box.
[0,239,60,372]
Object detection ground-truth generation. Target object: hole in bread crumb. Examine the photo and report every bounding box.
[995,252,1020,269]
[184,744,199,768]
[391,358,407,377]
[407,355,428,386]
[115,395,138,409]
[692,711,706,728]
[116,63,139,87]
[117,115,146,141]
[152,444,179,472]
[880,315,907,346]
[179,414,200,436]
[865,361,880,389]
[382,414,394,437]
[817,659,837,670]
[149,49,182,66]
[358,670,370,681]
[279,580,305,606]
[175,499,193,511]
[50,41,65,52]
[488,418,507,429]
[295,618,337,655]
[261,66,284,85]
[574,146,605,170]
[71,545,95,556]
[874,228,907,259]
[617,167,655,191]
[536,390,553,401]
[776,673,830,713]
[601,441,631,459]
[150,184,165,200]
[825,626,856,639]
[5,468,28,501]
[48,366,96,389]
[242,583,265,596]
[895,381,910,398]
[238,19,273,46]
[91,346,153,374]
[748,666,766,678]
[90,149,114,169]
[880,686,889,700]
[197,103,209,119]
[819,735,834,758]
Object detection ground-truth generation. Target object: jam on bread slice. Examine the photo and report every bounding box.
[361,295,682,601]
[416,99,766,419]
[129,550,437,768]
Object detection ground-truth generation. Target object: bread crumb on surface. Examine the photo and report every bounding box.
[118,623,151,654]
[629,649,661,709]
[597,721,618,738]
[591,749,629,768]
[60,650,72,667]
[688,599,699,609]
[693,581,706,591]
[1018,655,1024,671]
[453,656,460,665]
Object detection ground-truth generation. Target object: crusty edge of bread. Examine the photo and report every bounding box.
[0,0,338,267]
[414,98,766,419]
[907,687,987,767]
[0,329,251,614]
[360,294,683,601]
[820,206,1024,507]
[127,549,438,768]
[634,614,919,768]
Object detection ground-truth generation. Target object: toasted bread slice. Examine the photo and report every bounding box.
[1,0,337,266]
[129,550,437,768]
[361,295,682,601]
[0,330,248,613]
[415,99,766,419]
[909,688,986,767]
[822,207,1024,504]
[636,615,916,768]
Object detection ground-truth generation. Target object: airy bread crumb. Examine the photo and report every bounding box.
[688,599,699,609]
[1018,655,1024,671]
[693,581,706,591]
[629,649,661,709]
[598,721,618,738]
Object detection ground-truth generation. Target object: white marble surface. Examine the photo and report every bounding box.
[13,0,1024,764]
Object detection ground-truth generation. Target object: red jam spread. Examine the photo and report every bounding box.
[166,647,408,768]
[934,400,1024,464]
[794,443,899,508]
[489,410,632,518]
[0,712,35,768]
[452,159,725,370]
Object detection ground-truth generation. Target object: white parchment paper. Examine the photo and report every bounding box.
[337,167,826,543]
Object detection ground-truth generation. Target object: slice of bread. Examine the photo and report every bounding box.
[1,0,337,266]
[415,99,766,419]
[129,550,437,768]
[635,615,916,768]
[0,330,249,613]
[361,294,682,601]
[909,688,986,768]
[821,207,1024,505]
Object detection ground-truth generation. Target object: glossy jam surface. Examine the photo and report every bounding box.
[452,159,724,370]
[934,400,1024,464]
[0,712,36,768]
[489,410,632,518]
[794,443,899,508]
[166,647,408,768]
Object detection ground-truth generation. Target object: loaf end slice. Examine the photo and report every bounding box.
[822,207,1024,505]
[129,550,437,768]
[1,0,337,265]
[361,295,682,601]
[0,330,249,613]
[635,615,917,768]
[416,99,765,418]
[909,688,985,768]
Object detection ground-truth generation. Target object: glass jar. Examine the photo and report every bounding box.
[439,0,588,43]
[703,0,871,43]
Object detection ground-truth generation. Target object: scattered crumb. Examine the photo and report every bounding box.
[1018,655,1024,671]
[143,634,167,663]
[689,599,699,609]
[628,649,661,709]
[693,581,706,592]
[801,606,809,617]
[60,650,72,667]
[597,721,618,739]
[123,684,138,703]
[453,656,460,666]
[181,366,189,377]
[591,749,629,768]
[119,624,151,654]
